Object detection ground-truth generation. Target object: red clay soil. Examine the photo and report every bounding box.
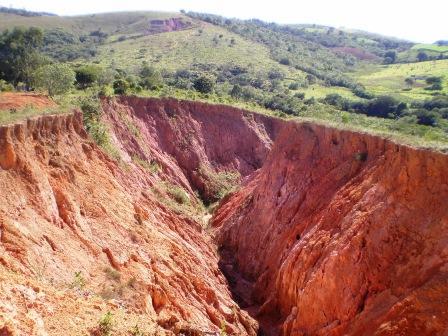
[0,92,55,110]
[102,97,285,202]
[0,97,447,335]
[0,98,283,335]
[213,122,448,335]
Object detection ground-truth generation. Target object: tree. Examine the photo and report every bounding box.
[384,51,397,64]
[0,27,44,86]
[75,65,102,88]
[113,79,129,95]
[139,62,162,90]
[417,51,429,62]
[230,84,242,98]
[33,63,75,96]
[366,96,399,118]
[193,75,215,93]
[405,77,415,88]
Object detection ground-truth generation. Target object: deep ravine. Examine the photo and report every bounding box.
[0,97,447,336]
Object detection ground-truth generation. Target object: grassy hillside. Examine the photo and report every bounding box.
[0,11,182,35]
[354,59,448,101]
[1,9,447,148]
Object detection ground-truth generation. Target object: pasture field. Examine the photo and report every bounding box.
[354,59,448,101]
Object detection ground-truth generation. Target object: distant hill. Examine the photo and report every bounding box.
[0,6,56,17]
[0,8,445,104]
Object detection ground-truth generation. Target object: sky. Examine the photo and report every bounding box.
[1,0,447,43]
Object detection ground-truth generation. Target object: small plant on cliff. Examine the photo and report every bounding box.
[198,165,241,202]
[81,95,120,160]
[353,152,368,162]
[103,267,121,282]
[130,325,144,336]
[220,320,227,336]
[71,271,86,289]
[166,185,190,205]
[97,312,114,336]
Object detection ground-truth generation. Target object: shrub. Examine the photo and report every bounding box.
[193,75,215,93]
[33,63,75,96]
[279,57,291,65]
[288,82,299,90]
[113,79,129,95]
[416,109,438,126]
[75,65,101,88]
[167,185,190,205]
[366,96,399,118]
[139,62,163,90]
[71,271,86,289]
[98,312,113,336]
[230,84,242,98]
[0,79,14,92]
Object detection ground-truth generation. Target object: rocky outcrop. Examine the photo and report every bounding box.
[212,122,448,335]
[147,18,192,34]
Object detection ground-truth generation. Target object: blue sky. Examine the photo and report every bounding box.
[1,0,447,43]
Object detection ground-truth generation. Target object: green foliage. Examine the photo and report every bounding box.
[199,165,241,202]
[80,95,120,159]
[193,75,215,93]
[0,27,44,86]
[417,51,429,62]
[33,63,75,96]
[230,84,242,98]
[139,62,163,90]
[71,271,86,289]
[130,325,144,336]
[416,109,439,126]
[132,155,160,174]
[98,312,114,336]
[75,65,102,88]
[0,79,13,91]
[166,185,190,205]
[113,78,130,95]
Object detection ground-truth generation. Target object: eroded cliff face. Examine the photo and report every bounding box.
[1,97,447,335]
[212,122,448,335]
[102,97,284,202]
[0,99,283,335]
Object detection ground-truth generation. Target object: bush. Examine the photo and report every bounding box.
[288,82,299,90]
[98,312,113,336]
[193,75,215,93]
[366,96,399,118]
[0,79,14,92]
[33,63,75,96]
[75,65,101,88]
[230,84,242,98]
[113,79,129,95]
[416,109,438,126]
[279,57,291,65]
[139,62,163,90]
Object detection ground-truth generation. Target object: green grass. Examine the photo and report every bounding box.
[353,60,448,101]
[411,44,448,53]
[92,23,301,78]
[0,11,183,36]
[293,84,360,101]
[0,93,80,125]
